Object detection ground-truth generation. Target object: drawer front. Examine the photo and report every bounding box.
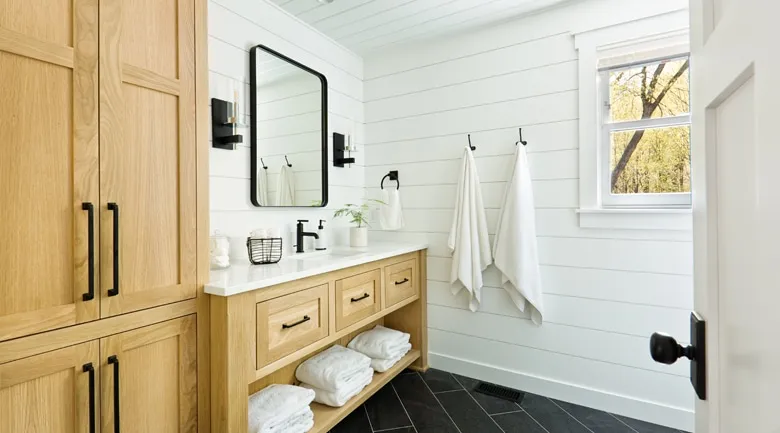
[335,269,381,331]
[256,284,329,367]
[385,258,418,307]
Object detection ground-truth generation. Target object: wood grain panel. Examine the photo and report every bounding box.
[120,0,179,78]
[101,315,197,433]
[0,0,99,342]
[0,340,98,433]
[384,258,418,308]
[0,0,72,45]
[335,270,381,331]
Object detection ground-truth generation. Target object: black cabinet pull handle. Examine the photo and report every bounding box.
[282,315,310,329]
[108,355,120,433]
[350,293,370,303]
[83,363,96,433]
[107,203,119,297]
[395,278,409,285]
[81,203,95,301]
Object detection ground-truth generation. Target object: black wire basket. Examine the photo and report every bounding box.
[246,237,283,265]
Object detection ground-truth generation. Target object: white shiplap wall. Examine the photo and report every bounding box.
[208,0,365,258]
[363,0,694,430]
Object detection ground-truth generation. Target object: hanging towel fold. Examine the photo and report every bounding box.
[256,167,269,206]
[300,367,373,407]
[379,188,405,230]
[347,325,411,360]
[295,345,371,392]
[448,147,493,312]
[247,384,315,433]
[276,165,295,206]
[493,144,544,325]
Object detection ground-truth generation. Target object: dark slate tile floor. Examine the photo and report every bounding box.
[329,368,689,433]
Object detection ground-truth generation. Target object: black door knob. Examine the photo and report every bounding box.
[650,332,695,364]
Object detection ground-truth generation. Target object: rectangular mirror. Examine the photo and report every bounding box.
[250,44,328,207]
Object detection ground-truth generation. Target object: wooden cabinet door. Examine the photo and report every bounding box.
[0,0,100,341]
[0,341,99,433]
[98,0,198,316]
[100,315,197,433]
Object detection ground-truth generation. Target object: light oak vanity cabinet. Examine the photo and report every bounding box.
[0,0,209,431]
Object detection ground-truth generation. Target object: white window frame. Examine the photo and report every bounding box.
[598,54,692,208]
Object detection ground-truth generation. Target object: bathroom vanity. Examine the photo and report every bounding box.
[207,243,428,433]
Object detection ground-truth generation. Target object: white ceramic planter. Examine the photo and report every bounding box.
[350,227,368,247]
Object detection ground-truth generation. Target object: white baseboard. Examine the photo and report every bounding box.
[429,352,694,432]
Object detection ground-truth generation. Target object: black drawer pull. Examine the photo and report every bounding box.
[107,203,119,297]
[83,363,96,433]
[82,203,95,301]
[350,293,370,303]
[108,355,120,433]
[282,315,310,329]
[395,278,409,285]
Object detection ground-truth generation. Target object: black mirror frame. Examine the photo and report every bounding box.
[249,44,328,208]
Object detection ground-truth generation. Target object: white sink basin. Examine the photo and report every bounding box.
[288,249,366,261]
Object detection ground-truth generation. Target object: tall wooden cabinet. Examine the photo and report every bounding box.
[0,0,208,431]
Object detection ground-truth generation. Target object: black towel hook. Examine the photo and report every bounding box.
[516,128,528,146]
[468,134,476,151]
[284,155,292,167]
[381,170,400,190]
[260,158,268,169]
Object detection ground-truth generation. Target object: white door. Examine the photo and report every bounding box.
[689,0,780,432]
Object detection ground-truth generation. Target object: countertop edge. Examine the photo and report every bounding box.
[205,243,428,297]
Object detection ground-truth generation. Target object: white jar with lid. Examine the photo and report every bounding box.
[210,230,230,269]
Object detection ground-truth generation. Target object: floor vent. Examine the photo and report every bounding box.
[474,382,524,403]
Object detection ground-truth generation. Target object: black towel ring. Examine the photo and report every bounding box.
[260,158,268,169]
[284,155,292,167]
[468,134,476,151]
[381,170,399,190]
[516,128,528,146]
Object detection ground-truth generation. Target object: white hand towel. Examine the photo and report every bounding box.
[256,168,269,206]
[301,367,374,407]
[295,345,371,392]
[493,145,544,325]
[448,147,493,312]
[250,406,314,433]
[347,325,410,360]
[276,165,295,206]
[247,384,315,433]
[379,188,405,230]
[370,344,412,373]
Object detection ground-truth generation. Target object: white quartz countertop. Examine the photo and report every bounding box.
[205,242,428,296]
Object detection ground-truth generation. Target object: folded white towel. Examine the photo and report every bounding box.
[347,326,411,360]
[250,406,313,433]
[301,367,374,407]
[448,146,493,312]
[295,345,371,393]
[247,384,315,433]
[379,188,405,230]
[370,343,412,373]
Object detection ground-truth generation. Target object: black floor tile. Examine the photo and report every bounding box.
[613,415,681,433]
[364,384,413,431]
[437,390,503,433]
[492,411,548,433]
[329,407,372,433]
[420,368,463,393]
[452,374,525,415]
[392,373,460,433]
[553,399,634,433]
[521,394,591,433]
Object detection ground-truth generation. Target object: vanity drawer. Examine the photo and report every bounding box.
[335,269,381,331]
[256,284,329,367]
[384,258,418,307]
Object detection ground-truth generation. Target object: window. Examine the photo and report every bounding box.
[599,55,691,208]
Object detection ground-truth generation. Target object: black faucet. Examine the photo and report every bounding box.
[295,220,319,253]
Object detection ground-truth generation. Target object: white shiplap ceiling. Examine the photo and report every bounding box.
[270,0,574,54]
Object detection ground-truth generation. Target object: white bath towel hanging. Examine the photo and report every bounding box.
[276,165,295,206]
[448,146,492,312]
[493,144,544,324]
[256,168,269,206]
[379,187,405,230]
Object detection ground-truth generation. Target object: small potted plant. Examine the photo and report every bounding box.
[333,199,384,247]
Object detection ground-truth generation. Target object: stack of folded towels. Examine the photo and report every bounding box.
[247,384,315,433]
[295,345,373,407]
[348,325,412,373]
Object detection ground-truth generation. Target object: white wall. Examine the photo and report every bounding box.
[363,0,694,430]
[208,0,365,258]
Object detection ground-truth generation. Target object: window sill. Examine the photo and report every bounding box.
[576,208,692,231]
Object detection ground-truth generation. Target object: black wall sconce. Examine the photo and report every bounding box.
[333,132,355,167]
[212,98,243,150]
